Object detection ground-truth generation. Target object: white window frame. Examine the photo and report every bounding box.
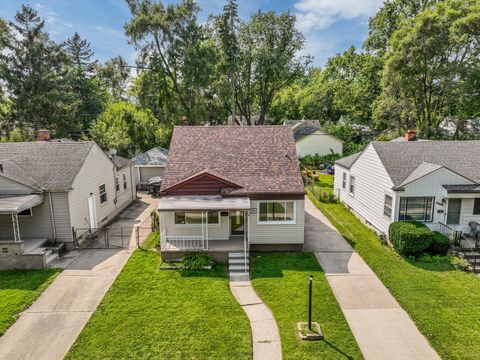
[115,176,120,192]
[349,176,355,195]
[123,173,128,190]
[399,197,434,222]
[342,172,347,190]
[383,194,393,219]
[257,200,297,225]
[99,184,107,204]
[173,211,221,227]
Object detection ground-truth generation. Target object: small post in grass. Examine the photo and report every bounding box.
[297,273,323,341]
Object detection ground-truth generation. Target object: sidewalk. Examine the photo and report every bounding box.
[0,194,156,360]
[230,281,282,360]
[304,198,440,360]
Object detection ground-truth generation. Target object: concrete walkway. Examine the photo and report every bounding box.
[0,194,156,360]
[305,198,440,360]
[230,281,282,360]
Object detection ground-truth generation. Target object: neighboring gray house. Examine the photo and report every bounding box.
[0,140,136,270]
[334,135,480,237]
[132,147,169,184]
[284,120,343,158]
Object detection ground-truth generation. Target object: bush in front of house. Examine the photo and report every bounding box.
[388,221,434,256]
[183,253,215,269]
[428,232,450,255]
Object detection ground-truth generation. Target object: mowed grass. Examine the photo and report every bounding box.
[315,173,334,189]
[66,232,251,360]
[0,268,60,335]
[308,191,480,360]
[251,252,363,360]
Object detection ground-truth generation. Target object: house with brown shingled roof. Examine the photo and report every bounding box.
[157,125,306,280]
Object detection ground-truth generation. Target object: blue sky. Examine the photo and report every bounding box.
[0,0,383,67]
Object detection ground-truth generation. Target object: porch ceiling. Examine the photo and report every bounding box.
[0,194,43,214]
[158,195,250,211]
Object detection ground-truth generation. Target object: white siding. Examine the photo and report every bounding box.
[161,211,229,240]
[459,199,480,234]
[0,192,72,242]
[398,168,474,232]
[336,144,395,234]
[69,144,136,235]
[136,166,165,183]
[0,177,33,194]
[249,199,305,244]
[296,130,343,158]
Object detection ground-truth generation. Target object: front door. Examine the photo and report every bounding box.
[230,211,244,235]
[447,198,462,226]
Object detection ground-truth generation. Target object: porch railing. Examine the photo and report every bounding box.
[160,234,206,251]
[431,222,462,246]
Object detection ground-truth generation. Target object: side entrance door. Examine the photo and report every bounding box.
[88,195,98,229]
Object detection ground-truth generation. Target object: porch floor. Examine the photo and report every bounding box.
[162,237,245,252]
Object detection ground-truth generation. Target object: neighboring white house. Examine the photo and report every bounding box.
[0,137,136,269]
[132,146,169,184]
[285,120,343,158]
[334,135,480,237]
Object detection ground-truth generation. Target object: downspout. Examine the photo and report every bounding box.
[48,193,57,244]
[130,164,135,201]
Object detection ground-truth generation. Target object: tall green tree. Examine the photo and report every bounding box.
[125,0,217,124]
[97,56,130,100]
[375,0,480,138]
[64,32,98,74]
[0,5,74,136]
[90,101,166,157]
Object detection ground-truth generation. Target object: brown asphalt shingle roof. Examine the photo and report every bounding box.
[161,126,305,196]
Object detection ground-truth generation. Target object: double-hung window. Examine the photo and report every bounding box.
[399,197,434,222]
[473,198,480,215]
[384,194,393,218]
[115,176,120,192]
[174,211,219,225]
[342,172,347,190]
[99,184,107,204]
[349,176,355,194]
[123,173,128,190]
[258,201,295,224]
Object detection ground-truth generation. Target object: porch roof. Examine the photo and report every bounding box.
[158,195,250,211]
[443,184,480,193]
[0,194,43,214]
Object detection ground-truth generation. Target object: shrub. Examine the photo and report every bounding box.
[183,253,215,269]
[428,232,450,255]
[388,221,433,256]
[151,210,159,231]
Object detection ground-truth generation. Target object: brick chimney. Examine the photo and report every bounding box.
[37,129,51,141]
[404,129,417,142]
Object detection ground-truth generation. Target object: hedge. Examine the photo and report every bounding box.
[388,221,433,256]
[428,232,450,255]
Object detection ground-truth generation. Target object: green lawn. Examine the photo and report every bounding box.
[315,173,334,188]
[66,232,252,360]
[251,252,363,360]
[0,268,60,335]
[308,191,480,360]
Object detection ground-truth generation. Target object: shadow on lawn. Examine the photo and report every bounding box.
[322,339,355,360]
[179,263,229,279]
[250,252,323,279]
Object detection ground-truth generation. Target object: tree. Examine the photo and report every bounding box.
[377,0,480,138]
[0,5,74,136]
[364,0,443,55]
[214,5,310,124]
[125,0,217,124]
[64,32,98,74]
[97,56,130,100]
[90,101,164,157]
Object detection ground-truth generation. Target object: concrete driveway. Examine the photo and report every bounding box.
[305,198,440,360]
[0,194,156,360]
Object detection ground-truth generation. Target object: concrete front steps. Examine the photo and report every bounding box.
[228,252,250,281]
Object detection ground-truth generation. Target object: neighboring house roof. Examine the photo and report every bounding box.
[443,184,480,193]
[0,141,95,191]
[132,147,169,166]
[104,153,133,169]
[161,126,305,196]
[293,127,318,140]
[335,152,361,169]
[286,119,342,143]
[337,141,480,188]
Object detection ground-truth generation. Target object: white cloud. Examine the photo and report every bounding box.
[34,3,58,25]
[294,0,382,32]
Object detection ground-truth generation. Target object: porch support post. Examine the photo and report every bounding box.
[206,210,209,250]
[201,211,205,250]
[12,213,21,242]
[244,210,248,274]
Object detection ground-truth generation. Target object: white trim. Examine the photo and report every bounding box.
[256,200,297,225]
[99,183,108,205]
[135,164,166,168]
